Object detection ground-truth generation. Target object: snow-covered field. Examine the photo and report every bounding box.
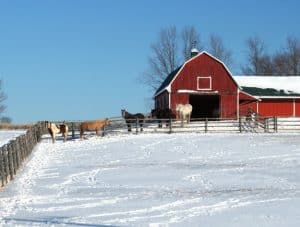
[1,133,300,226]
[0,130,26,146]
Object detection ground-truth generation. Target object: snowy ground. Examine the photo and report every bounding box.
[0,130,26,146]
[1,133,300,226]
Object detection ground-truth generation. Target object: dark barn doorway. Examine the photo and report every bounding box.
[189,95,220,119]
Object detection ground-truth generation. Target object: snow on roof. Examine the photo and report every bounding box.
[191,48,199,53]
[234,76,300,94]
[177,89,218,94]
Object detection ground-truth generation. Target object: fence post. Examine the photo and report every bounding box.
[7,143,14,180]
[169,118,172,134]
[3,145,9,184]
[0,147,4,187]
[72,122,75,139]
[205,118,208,133]
[135,118,138,134]
[11,141,17,175]
[20,136,25,162]
[15,137,21,168]
[264,118,268,132]
[239,117,242,133]
[274,116,278,132]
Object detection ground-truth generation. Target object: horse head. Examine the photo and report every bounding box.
[121,109,127,118]
[176,104,183,112]
[46,121,55,130]
[104,118,111,126]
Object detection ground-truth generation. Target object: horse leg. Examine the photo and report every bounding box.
[80,129,84,139]
[158,120,162,128]
[52,132,56,143]
[96,129,99,136]
[181,114,184,127]
[127,124,131,132]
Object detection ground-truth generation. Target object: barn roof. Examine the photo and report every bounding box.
[155,51,239,96]
[155,65,182,95]
[241,86,300,97]
[235,76,300,98]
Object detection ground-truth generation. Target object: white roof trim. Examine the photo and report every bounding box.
[177,89,219,94]
[155,51,241,97]
[254,96,300,99]
[155,85,170,97]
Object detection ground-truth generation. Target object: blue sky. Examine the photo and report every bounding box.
[0,0,300,123]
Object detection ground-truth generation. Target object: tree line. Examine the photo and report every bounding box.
[141,25,300,92]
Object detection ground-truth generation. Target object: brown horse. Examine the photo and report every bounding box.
[80,118,110,139]
[121,109,145,132]
[46,121,68,143]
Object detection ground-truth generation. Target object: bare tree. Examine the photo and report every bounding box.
[141,26,237,92]
[209,34,232,67]
[181,26,203,61]
[242,36,273,75]
[0,116,11,124]
[0,80,7,114]
[273,51,289,75]
[285,37,300,75]
[140,26,179,91]
[272,37,300,75]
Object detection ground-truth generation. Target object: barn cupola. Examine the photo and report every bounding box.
[190,41,199,58]
[191,48,199,58]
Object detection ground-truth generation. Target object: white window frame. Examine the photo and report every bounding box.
[197,76,212,90]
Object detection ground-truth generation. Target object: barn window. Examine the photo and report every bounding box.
[197,76,212,90]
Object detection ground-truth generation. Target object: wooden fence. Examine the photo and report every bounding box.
[55,116,287,137]
[0,122,47,188]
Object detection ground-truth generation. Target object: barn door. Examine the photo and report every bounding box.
[189,95,220,119]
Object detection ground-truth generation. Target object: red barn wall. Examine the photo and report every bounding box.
[258,99,294,117]
[170,53,238,118]
[296,100,300,116]
[155,91,169,110]
[239,102,258,116]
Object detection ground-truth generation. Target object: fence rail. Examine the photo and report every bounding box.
[53,116,300,137]
[0,122,47,188]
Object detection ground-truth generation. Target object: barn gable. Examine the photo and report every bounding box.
[155,51,240,96]
[154,51,242,118]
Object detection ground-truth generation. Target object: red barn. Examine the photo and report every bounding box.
[154,51,300,119]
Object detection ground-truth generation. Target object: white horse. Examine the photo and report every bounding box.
[176,104,193,125]
[46,121,68,143]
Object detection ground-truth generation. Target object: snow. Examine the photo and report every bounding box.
[191,48,199,53]
[1,133,300,226]
[0,130,26,146]
[234,76,300,94]
[177,89,218,94]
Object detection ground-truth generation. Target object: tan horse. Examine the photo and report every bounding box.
[46,121,68,143]
[80,118,110,139]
